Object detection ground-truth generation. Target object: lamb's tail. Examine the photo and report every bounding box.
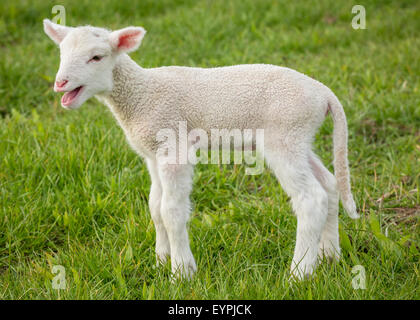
[328,95,359,219]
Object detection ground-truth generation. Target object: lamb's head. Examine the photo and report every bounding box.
[43,19,146,109]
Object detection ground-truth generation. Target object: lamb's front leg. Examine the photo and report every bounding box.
[146,158,170,264]
[157,161,197,279]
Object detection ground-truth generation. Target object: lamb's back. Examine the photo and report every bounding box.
[146,64,329,131]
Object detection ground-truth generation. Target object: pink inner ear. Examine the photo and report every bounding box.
[47,25,61,41]
[118,31,141,49]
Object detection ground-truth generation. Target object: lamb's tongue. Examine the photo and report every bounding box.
[62,87,80,104]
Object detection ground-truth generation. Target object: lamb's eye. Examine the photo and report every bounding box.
[89,55,103,62]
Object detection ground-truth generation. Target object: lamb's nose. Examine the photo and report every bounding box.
[55,80,68,88]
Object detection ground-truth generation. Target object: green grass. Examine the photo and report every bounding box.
[0,0,419,299]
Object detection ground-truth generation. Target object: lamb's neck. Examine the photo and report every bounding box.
[97,54,148,124]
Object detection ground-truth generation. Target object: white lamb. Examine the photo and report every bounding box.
[43,19,359,281]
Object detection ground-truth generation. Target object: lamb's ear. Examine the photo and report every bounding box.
[43,19,72,44]
[109,27,146,53]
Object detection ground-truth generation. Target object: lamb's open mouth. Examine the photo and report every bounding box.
[61,86,83,106]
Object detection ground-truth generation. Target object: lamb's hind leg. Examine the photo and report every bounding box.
[309,153,341,261]
[265,148,328,280]
[146,158,170,264]
[156,160,197,279]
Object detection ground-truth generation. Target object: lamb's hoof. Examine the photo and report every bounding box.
[171,260,197,282]
[156,251,170,267]
[289,262,314,282]
[318,246,341,262]
[289,270,312,283]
